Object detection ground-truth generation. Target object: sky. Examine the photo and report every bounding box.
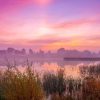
[0,0,100,51]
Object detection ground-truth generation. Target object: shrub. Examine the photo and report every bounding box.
[82,77,100,100]
[0,67,44,100]
[43,69,66,96]
[51,94,74,100]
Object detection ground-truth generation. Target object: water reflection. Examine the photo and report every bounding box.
[0,60,100,78]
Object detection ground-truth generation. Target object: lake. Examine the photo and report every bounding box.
[0,59,100,78]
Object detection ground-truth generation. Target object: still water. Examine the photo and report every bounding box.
[0,60,100,78]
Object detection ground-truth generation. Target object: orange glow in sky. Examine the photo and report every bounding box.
[0,0,100,51]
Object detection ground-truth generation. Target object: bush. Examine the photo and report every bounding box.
[51,94,74,100]
[82,77,100,100]
[43,69,66,96]
[0,67,44,100]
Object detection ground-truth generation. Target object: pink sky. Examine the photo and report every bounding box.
[0,0,100,51]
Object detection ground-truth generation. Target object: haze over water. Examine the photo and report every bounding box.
[0,0,100,77]
[0,48,100,78]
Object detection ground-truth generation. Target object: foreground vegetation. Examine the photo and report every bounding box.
[0,64,100,100]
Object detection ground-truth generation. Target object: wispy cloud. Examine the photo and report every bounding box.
[0,0,100,51]
[52,18,100,29]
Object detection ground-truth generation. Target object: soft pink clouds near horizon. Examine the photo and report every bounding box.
[0,0,100,51]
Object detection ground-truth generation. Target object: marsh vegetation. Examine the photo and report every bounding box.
[0,63,100,100]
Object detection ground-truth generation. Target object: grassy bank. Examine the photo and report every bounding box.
[0,64,100,100]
